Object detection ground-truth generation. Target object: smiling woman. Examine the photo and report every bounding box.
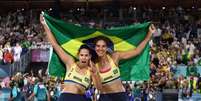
[92,25,155,101]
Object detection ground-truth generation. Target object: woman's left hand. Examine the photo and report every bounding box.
[149,24,156,34]
[146,24,156,40]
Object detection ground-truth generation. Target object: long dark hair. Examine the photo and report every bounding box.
[78,44,92,54]
[82,36,114,63]
[94,36,114,51]
[78,44,97,63]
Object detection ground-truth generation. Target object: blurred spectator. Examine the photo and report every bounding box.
[186,59,198,77]
[3,49,13,64]
[0,44,3,64]
[13,43,22,62]
[28,77,50,101]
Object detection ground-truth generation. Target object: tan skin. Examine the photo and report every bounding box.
[95,24,156,93]
[40,15,102,95]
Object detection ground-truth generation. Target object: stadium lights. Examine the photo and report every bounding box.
[162,6,166,10]
[133,7,136,10]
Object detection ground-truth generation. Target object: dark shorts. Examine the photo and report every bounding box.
[58,93,91,101]
[99,92,129,101]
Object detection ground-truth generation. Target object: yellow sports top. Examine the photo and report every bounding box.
[64,64,91,89]
[97,55,120,84]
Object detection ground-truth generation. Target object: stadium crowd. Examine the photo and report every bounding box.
[0,10,46,65]
[0,6,201,101]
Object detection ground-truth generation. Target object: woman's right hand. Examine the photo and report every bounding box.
[40,14,45,25]
[89,60,98,75]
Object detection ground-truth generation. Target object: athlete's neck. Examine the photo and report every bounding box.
[77,62,88,69]
[98,54,109,67]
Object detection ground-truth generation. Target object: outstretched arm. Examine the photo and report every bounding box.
[40,14,74,68]
[114,24,156,62]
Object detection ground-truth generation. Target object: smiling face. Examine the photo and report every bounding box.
[95,39,108,57]
[78,48,91,66]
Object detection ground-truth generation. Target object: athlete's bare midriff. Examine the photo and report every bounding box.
[100,79,125,94]
[62,83,86,94]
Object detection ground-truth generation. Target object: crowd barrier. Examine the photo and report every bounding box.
[1,50,201,79]
[0,50,31,78]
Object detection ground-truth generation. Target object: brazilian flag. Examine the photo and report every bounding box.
[43,12,151,81]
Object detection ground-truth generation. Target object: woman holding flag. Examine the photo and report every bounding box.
[40,14,102,101]
[92,24,156,101]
